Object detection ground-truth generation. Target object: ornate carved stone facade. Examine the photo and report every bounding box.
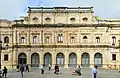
[0,6,120,69]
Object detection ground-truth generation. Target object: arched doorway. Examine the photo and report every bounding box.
[81,53,90,67]
[69,52,77,67]
[44,53,52,66]
[18,53,27,65]
[94,53,103,67]
[31,53,40,67]
[56,53,64,67]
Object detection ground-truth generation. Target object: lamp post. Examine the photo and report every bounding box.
[0,40,2,69]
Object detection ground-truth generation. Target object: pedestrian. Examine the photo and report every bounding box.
[0,69,3,78]
[20,64,25,77]
[92,65,98,78]
[41,64,45,74]
[16,64,19,72]
[54,64,59,75]
[72,65,81,76]
[77,65,82,76]
[2,66,8,78]
[48,64,51,71]
[25,64,29,72]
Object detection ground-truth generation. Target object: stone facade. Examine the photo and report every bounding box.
[0,6,120,69]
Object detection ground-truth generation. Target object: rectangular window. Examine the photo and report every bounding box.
[112,37,116,45]
[45,37,49,43]
[112,54,116,60]
[21,38,25,43]
[70,37,75,43]
[96,39,100,43]
[4,54,8,61]
[58,34,63,43]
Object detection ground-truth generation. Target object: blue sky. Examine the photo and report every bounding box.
[0,0,120,20]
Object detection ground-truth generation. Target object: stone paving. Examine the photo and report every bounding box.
[6,68,120,78]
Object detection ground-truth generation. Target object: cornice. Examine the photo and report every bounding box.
[12,24,120,28]
[11,44,118,49]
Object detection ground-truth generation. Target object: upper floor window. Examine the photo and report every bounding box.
[45,37,50,43]
[58,34,63,43]
[45,17,51,21]
[33,17,38,21]
[83,36,88,43]
[33,36,38,44]
[4,36,9,43]
[82,17,88,21]
[96,37,100,43]
[112,36,116,45]
[112,54,116,60]
[83,36,87,39]
[70,18,75,21]
[70,37,75,43]
[21,37,25,43]
[4,54,8,61]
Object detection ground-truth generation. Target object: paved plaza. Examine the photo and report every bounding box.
[6,68,120,78]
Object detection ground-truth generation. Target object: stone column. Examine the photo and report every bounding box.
[27,49,31,66]
[9,51,13,68]
[77,52,81,65]
[52,51,56,68]
[40,52,43,67]
[12,48,17,69]
[90,53,94,68]
[64,52,68,68]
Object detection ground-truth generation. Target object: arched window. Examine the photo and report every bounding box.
[96,37,100,43]
[69,52,77,67]
[70,18,75,21]
[33,17,38,21]
[112,36,116,45]
[70,37,75,43]
[83,36,88,43]
[58,34,63,43]
[4,36,9,43]
[21,37,25,43]
[56,53,64,67]
[33,36,38,44]
[83,36,87,39]
[45,17,51,21]
[81,52,90,67]
[31,53,40,67]
[44,53,52,66]
[83,17,88,21]
[94,53,103,67]
[18,53,27,64]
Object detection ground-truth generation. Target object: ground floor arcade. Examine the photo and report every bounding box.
[1,48,120,69]
[17,52,103,68]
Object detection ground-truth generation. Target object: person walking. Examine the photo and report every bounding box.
[41,64,45,74]
[48,64,51,71]
[25,64,29,72]
[0,69,2,78]
[77,65,82,76]
[92,65,98,78]
[16,64,19,72]
[2,66,8,78]
[20,64,25,77]
[54,64,59,75]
